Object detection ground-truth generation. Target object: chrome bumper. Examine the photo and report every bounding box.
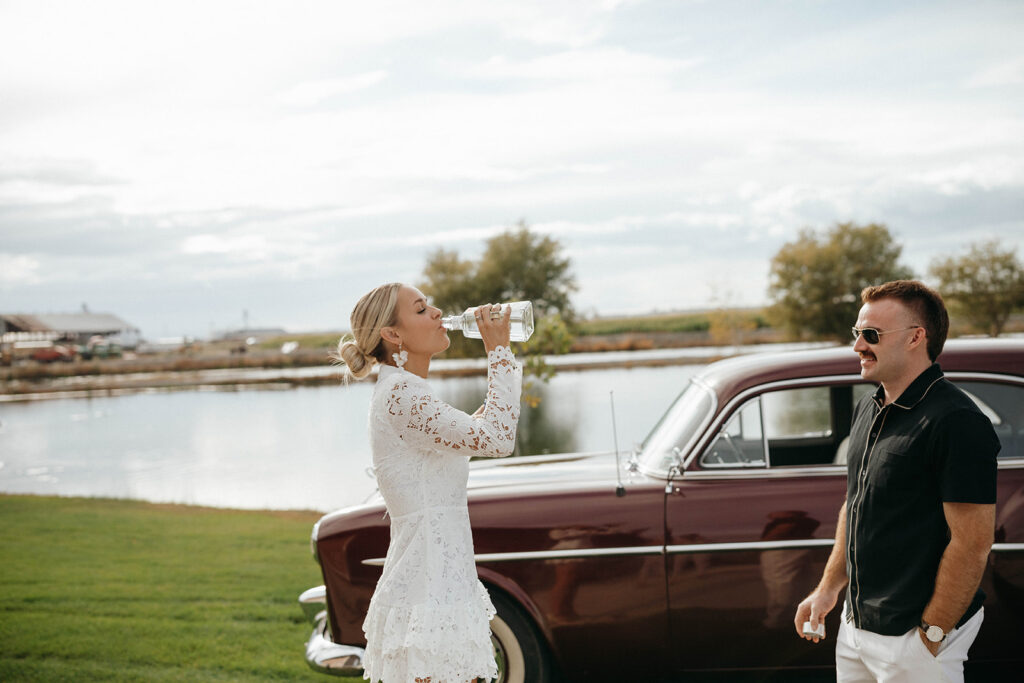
[299,585,366,676]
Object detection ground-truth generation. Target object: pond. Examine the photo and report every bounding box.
[0,362,706,512]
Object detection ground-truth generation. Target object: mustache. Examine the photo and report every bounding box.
[858,351,877,360]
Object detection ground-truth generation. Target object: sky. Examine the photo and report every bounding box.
[1,0,1023,340]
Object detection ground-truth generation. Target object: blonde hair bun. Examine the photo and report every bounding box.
[337,336,375,380]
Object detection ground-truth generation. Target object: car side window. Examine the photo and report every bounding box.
[700,383,874,470]
[766,386,847,467]
[956,380,1024,460]
[852,382,875,405]
[699,397,766,467]
[763,387,831,439]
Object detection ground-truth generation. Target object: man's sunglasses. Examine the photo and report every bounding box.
[850,326,921,344]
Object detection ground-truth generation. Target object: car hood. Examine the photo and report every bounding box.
[357,450,649,508]
[466,450,634,492]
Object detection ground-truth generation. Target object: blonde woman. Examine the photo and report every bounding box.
[337,282,522,683]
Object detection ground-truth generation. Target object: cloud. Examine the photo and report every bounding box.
[181,234,271,258]
[277,71,389,107]
[966,57,1024,88]
[491,0,635,47]
[2,1,1023,337]
[0,253,41,287]
[468,48,702,83]
[0,159,123,188]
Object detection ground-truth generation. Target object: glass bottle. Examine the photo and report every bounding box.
[442,300,535,342]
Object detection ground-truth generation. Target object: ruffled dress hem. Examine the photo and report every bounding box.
[362,582,498,683]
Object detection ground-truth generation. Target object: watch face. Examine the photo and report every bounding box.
[925,625,944,642]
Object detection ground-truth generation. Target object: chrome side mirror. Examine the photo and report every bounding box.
[627,444,641,473]
[665,446,683,494]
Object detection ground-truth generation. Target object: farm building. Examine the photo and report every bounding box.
[0,311,141,348]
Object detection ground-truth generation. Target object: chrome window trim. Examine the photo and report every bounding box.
[761,393,770,467]
[698,459,769,470]
[360,538,1024,567]
[683,465,847,480]
[682,374,868,471]
[944,371,1024,385]
[687,458,1024,476]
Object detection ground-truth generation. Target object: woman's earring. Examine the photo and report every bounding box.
[392,342,408,370]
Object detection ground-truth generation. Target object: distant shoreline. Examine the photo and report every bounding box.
[0,338,836,402]
[6,309,1016,401]
[0,349,719,402]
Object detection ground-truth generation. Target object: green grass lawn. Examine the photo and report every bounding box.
[0,494,360,682]
[2,495,846,683]
[574,311,714,335]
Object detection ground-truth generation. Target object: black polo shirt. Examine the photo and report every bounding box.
[844,362,999,636]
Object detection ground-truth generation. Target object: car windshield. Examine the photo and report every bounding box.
[639,380,715,472]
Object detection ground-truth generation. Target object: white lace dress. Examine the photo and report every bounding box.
[362,345,522,683]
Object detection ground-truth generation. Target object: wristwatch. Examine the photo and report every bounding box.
[920,619,947,643]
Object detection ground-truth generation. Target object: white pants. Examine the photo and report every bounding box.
[836,604,984,683]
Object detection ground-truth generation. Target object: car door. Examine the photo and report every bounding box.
[665,379,866,672]
[944,375,1024,667]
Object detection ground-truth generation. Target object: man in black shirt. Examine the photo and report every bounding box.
[794,280,998,682]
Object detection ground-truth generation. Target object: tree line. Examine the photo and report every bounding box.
[418,220,1024,353]
[769,223,1024,339]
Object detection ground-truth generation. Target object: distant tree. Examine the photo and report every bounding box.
[419,221,577,359]
[420,248,480,314]
[929,239,1024,336]
[419,222,577,407]
[473,221,577,322]
[421,221,576,322]
[768,222,915,340]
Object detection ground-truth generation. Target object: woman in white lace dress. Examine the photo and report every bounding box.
[337,282,522,683]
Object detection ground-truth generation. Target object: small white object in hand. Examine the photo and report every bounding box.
[802,621,825,638]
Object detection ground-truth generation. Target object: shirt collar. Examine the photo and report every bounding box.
[871,362,944,410]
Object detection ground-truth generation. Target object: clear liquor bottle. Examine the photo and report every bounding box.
[441,300,535,342]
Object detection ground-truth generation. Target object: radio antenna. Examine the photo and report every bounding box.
[610,391,626,497]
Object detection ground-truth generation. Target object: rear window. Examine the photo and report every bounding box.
[956,380,1024,460]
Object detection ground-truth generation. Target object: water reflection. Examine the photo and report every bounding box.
[445,377,580,455]
[0,364,703,511]
[518,383,580,456]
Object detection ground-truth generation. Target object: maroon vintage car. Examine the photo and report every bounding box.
[299,339,1024,681]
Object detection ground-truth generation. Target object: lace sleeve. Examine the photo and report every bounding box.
[384,346,522,458]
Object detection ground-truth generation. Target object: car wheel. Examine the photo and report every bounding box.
[489,590,555,683]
